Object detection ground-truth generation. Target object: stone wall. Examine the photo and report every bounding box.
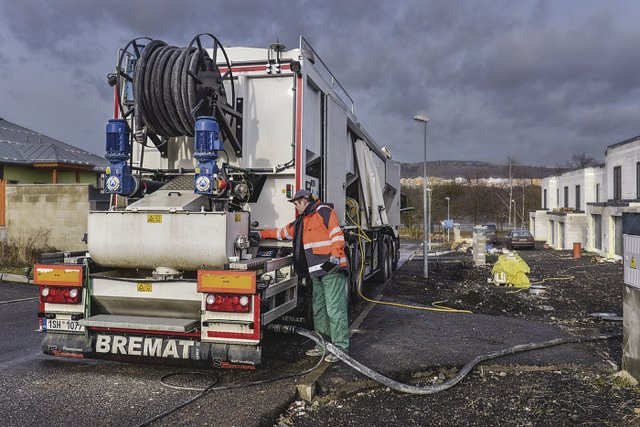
[5,184,93,251]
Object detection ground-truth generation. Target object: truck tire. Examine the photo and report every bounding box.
[391,240,399,271]
[373,241,390,283]
[348,245,362,303]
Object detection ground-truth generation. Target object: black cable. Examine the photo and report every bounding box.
[135,332,327,427]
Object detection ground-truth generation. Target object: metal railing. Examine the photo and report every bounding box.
[299,36,354,113]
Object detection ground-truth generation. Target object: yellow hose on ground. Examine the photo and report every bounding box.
[529,276,575,285]
[346,198,471,314]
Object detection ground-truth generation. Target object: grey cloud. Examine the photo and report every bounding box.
[0,0,638,165]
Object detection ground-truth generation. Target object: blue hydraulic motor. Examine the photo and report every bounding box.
[194,116,224,195]
[104,119,136,195]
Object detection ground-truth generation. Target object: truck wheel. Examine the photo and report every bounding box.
[348,245,362,303]
[391,240,399,271]
[373,242,390,282]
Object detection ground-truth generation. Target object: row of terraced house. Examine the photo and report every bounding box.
[530,135,640,260]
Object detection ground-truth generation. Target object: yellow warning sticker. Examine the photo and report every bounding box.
[137,283,152,292]
[147,214,162,223]
[631,257,637,269]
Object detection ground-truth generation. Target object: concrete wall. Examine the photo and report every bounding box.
[530,210,548,241]
[5,184,91,251]
[545,212,587,250]
[594,168,604,203]
[605,138,640,200]
[541,177,558,209]
[587,203,640,259]
[541,168,603,211]
[2,165,98,185]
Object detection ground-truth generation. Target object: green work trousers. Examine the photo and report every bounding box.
[311,272,349,352]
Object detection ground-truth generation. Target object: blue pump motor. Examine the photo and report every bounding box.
[194,116,224,195]
[104,119,136,195]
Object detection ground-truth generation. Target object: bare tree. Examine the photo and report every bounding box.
[505,155,518,229]
[568,152,598,168]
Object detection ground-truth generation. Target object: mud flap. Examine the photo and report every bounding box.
[42,333,92,358]
[201,342,262,367]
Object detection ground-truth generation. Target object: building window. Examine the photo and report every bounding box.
[614,166,622,200]
[556,189,559,208]
[575,185,581,211]
[637,162,640,199]
[564,186,569,208]
[596,183,600,203]
[543,189,547,209]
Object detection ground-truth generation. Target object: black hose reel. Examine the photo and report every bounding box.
[114,34,242,158]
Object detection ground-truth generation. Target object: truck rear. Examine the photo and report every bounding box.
[36,34,400,368]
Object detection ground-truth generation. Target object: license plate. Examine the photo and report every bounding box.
[42,318,85,332]
[518,238,528,242]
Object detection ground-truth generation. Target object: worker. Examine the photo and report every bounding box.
[250,189,349,363]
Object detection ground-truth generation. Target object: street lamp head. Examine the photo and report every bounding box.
[445,197,450,201]
[413,114,429,124]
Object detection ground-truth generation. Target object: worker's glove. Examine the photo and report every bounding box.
[249,231,262,245]
[329,256,341,266]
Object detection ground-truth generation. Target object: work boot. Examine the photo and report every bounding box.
[324,354,339,363]
[305,348,323,357]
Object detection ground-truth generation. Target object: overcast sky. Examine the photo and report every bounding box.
[0,0,638,166]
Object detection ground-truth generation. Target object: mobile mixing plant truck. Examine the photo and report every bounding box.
[35,34,400,368]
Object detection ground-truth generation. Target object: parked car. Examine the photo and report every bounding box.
[505,230,535,249]
[482,224,499,244]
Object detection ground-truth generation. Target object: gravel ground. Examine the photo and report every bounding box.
[276,247,640,427]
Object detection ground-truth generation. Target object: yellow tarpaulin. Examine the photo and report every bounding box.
[491,252,531,288]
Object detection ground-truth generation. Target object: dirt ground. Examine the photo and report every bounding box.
[279,247,640,426]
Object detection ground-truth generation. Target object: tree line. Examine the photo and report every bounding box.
[401,181,541,238]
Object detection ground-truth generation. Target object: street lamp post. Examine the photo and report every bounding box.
[511,199,516,229]
[426,188,432,251]
[413,114,429,279]
[445,196,451,242]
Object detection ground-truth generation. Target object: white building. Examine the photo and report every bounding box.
[531,135,640,259]
[530,167,603,250]
[587,136,640,259]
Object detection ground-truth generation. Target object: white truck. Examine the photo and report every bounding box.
[35,34,400,368]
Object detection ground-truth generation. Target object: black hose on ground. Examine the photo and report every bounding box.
[291,326,621,395]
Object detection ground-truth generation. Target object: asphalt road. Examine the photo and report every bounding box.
[0,241,420,427]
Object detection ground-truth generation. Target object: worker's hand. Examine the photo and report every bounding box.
[249,231,262,245]
[329,256,341,266]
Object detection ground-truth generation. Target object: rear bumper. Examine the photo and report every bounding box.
[41,331,262,367]
[509,242,535,248]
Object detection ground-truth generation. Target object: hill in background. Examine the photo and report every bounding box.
[401,160,568,179]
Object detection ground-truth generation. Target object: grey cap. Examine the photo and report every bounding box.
[288,189,312,202]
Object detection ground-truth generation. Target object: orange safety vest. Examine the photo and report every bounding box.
[262,201,348,278]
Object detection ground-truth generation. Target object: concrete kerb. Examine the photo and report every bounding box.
[0,273,32,285]
[296,244,424,401]
[295,274,392,402]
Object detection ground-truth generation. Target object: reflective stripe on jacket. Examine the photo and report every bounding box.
[262,202,348,278]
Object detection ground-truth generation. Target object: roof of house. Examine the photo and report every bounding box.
[606,135,640,153]
[0,118,107,170]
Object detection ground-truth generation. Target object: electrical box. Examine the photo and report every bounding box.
[622,213,640,381]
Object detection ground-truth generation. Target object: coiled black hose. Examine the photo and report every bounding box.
[129,34,233,138]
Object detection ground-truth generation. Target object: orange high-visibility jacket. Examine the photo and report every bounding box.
[261,202,348,278]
